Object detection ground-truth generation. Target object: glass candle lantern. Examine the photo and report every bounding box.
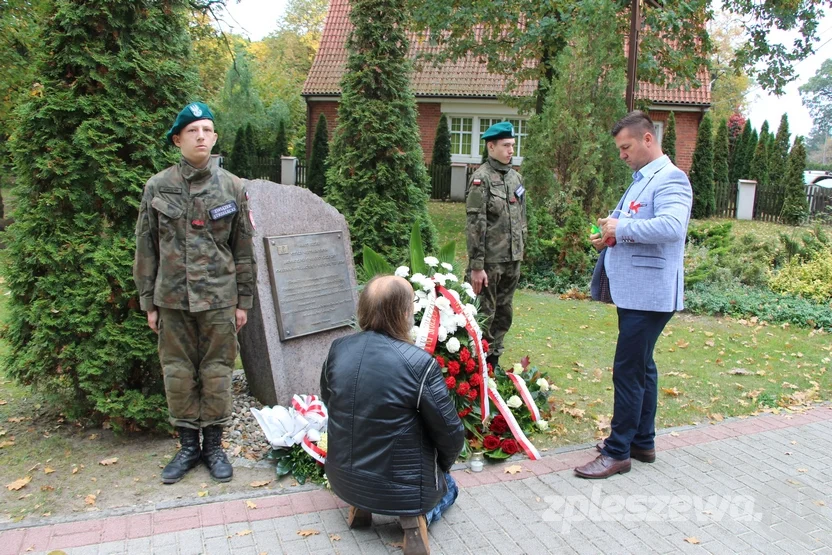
[470,451,484,472]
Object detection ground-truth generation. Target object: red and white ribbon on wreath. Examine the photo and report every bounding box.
[488,387,541,460]
[301,435,327,465]
[506,372,540,422]
[415,284,489,423]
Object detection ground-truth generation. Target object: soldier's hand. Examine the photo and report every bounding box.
[147,309,159,334]
[470,269,488,295]
[235,309,248,332]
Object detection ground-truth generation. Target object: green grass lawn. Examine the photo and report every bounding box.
[427,202,832,446]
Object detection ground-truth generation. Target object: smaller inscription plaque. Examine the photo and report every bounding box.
[264,231,356,340]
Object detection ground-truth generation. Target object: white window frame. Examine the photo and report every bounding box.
[653,122,664,146]
[449,117,474,157]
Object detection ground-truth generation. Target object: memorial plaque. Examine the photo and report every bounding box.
[264,231,355,340]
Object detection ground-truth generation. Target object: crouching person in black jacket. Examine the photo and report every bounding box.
[321,275,465,555]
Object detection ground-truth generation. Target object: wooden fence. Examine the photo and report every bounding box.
[714,180,832,223]
[428,163,451,200]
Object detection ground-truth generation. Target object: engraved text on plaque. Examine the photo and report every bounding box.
[264,231,355,340]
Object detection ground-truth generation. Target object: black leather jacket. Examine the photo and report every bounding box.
[320,331,464,516]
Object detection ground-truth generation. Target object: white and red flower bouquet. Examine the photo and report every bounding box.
[362,225,555,461]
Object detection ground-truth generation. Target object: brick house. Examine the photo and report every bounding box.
[302,0,711,173]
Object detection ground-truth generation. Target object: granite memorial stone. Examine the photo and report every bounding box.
[238,180,358,407]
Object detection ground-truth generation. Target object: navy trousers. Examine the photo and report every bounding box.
[602,307,674,461]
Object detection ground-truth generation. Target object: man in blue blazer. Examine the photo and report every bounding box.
[576,111,692,479]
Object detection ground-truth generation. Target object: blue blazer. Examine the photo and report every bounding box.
[603,155,692,312]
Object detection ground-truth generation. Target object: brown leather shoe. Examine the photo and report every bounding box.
[400,515,430,555]
[596,441,656,463]
[348,506,372,529]
[575,454,631,479]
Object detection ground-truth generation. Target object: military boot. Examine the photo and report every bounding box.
[202,425,233,482]
[161,427,201,484]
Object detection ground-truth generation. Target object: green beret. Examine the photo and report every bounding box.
[166,102,215,145]
[481,121,514,142]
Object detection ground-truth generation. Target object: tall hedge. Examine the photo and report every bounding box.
[307,113,329,196]
[769,114,791,189]
[713,118,730,212]
[227,126,251,178]
[432,114,451,167]
[689,113,714,218]
[1,0,200,430]
[732,120,753,181]
[727,112,746,184]
[325,0,436,263]
[780,137,809,225]
[749,121,770,189]
[662,111,677,164]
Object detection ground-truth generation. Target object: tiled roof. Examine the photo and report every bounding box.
[303,0,710,106]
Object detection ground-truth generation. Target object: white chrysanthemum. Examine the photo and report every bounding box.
[433,273,448,286]
[454,313,467,328]
[424,256,439,267]
[488,378,498,391]
[536,420,549,431]
[506,395,523,409]
[463,303,477,317]
[437,326,448,342]
[445,273,459,282]
[448,289,461,302]
[441,262,454,271]
[465,287,477,299]
[410,273,426,284]
[439,312,458,335]
[446,337,461,353]
[536,378,550,392]
[435,297,452,313]
[395,266,410,278]
[415,290,427,299]
[513,363,523,373]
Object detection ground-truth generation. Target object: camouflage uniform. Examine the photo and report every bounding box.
[466,157,527,358]
[133,159,256,429]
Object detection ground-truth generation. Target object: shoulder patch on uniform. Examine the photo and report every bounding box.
[208,201,239,220]
[472,179,482,186]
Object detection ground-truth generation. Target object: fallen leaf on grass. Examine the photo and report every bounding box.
[662,387,681,397]
[98,457,118,466]
[197,491,208,497]
[8,417,25,423]
[708,413,724,422]
[41,485,55,492]
[505,465,523,475]
[676,340,689,349]
[0,440,15,448]
[246,500,257,509]
[729,368,752,375]
[0,400,7,405]
[249,480,271,488]
[236,530,252,537]
[85,494,96,505]
[684,537,701,545]
[44,467,56,474]
[329,534,341,541]
[6,476,32,491]
[297,529,320,537]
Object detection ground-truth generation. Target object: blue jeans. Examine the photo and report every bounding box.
[425,473,458,526]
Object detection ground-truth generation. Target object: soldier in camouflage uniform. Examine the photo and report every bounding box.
[133,102,257,484]
[466,121,527,370]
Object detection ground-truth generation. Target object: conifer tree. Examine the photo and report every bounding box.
[307,113,329,195]
[769,114,791,189]
[227,127,248,177]
[244,123,257,178]
[750,122,770,189]
[274,119,288,182]
[432,114,451,167]
[326,0,436,262]
[780,137,808,225]
[662,112,677,164]
[713,118,730,213]
[727,113,746,186]
[2,0,200,428]
[732,120,753,181]
[689,113,715,218]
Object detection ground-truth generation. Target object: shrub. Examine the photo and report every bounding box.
[689,113,714,218]
[769,249,832,302]
[684,283,832,330]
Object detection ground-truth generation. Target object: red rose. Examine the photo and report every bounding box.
[465,358,476,373]
[435,356,446,368]
[481,340,489,352]
[445,376,456,389]
[469,373,482,387]
[456,381,471,396]
[447,361,461,376]
[487,363,494,377]
[458,407,472,418]
[467,388,478,401]
[459,347,470,363]
[483,435,501,451]
[500,439,519,455]
[489,415,508,434]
